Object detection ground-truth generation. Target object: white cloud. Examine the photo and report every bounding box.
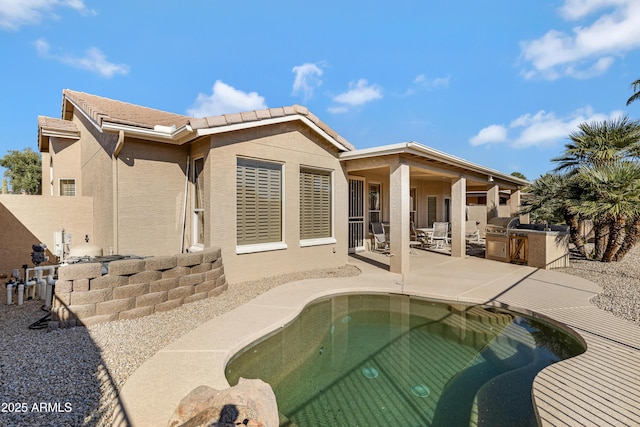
[414,74,450,90]
[470,106,625,148]
[559,0,627,20]
[34,37,49,55]
[187,80,267,117]
[469,124,508,146]
[292,62,324,101]
[327,106,349,114]
[402,74,450,96]
[34,38,129,78]
[519,0,640,80]
[329,79,382,113]
[0,0,95,31]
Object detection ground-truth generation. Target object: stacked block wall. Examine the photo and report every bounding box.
[50,247,226,328]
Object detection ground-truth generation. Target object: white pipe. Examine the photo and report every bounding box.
[44,277,54,309]
[35,269,44,299]
[17,283,24,305]
[7,283,14,305]
[26,266,58,304]
[25,280,37,300]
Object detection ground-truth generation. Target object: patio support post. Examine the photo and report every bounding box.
[389,158,410,275]
[487,184,500,219]
[511,189,529,224]
[451,177,466,257]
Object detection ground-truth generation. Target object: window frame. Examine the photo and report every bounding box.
[410,187,417,225]
[444,197,451,223]
[192,157,206,249]
[58,178,76,197]
[235,157,287,254]
[368,182,382,229]
[299,166,336,247]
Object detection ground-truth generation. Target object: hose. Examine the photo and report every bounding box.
[28,311,51,330]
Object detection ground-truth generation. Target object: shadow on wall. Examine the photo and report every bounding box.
[0,203,56,282]
[0,301,130,426]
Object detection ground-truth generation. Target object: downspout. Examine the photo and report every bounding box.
[180,155,190,253]
[112,130,125,255]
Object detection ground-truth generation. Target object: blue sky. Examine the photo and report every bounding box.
[1,0,639,182]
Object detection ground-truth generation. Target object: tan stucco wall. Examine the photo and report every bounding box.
[0,195,93,278]
[207,122,348,283]
[75,112,118,252]
[115,139,188,257]
[50,137,82,196]
[467,205,488,237]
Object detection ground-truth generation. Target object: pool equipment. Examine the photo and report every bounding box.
[5,244,58,308]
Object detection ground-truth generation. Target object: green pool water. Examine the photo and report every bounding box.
[225,294,585,427]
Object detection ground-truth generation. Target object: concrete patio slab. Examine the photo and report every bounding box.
[119,250,640,426]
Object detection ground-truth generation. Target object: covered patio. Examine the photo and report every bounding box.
[340,142,528,275]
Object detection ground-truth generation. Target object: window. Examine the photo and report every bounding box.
[236,158,283,248]
[59,179,75,196]
[427,196,437,227]
[300,168,332,242]
[193,158,205,246]
[444,198,451,223]
[369,183,381,227]
[410,187,417,225]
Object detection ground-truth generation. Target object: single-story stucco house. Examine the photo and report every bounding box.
[28,89,528,283]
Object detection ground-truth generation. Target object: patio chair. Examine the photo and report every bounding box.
[465,220,480,242]
[371,222,390,253]
[411,221,429,248]
[430,222,450,249]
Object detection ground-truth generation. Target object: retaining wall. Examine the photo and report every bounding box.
[50,247,226,328]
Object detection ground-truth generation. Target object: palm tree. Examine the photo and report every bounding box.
[552,116,640,172]
[627,78,640,106]
[574,162,640,262]
[548,117,640,261]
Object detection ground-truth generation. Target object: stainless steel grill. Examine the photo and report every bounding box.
[485,217,521,236]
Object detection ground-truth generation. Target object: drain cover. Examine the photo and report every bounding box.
[411,384,430,397]
[361,367,379,379]
[341,315,352,324]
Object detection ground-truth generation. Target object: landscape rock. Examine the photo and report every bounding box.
[168,378,277,427]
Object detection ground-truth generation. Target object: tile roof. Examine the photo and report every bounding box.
[38,115,80,151]
[190,105,355,151]
[38,116,80,136]
[63,89,191,129]
[61,89,354,151]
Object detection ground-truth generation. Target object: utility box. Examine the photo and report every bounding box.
[53,231,72,257]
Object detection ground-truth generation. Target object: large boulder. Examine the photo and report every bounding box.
[168,378,278,427]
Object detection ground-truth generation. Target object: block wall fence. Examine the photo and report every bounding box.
[50,247,226,328]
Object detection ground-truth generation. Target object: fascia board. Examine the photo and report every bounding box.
[341,141,530,186]
[64,96,103,133]
[40,129,81,140]
[101,122,194,144]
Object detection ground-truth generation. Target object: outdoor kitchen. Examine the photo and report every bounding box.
[485,217,571,269]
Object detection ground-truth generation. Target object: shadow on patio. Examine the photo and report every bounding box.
[349,239,487,273]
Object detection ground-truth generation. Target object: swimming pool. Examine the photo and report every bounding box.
[226,293,585,426]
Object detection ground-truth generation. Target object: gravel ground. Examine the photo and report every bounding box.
[557,244,640,325]
[1,249,638,427]
[0,265,359,426]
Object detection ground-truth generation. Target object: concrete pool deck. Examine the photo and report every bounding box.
[118,250,640,426]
